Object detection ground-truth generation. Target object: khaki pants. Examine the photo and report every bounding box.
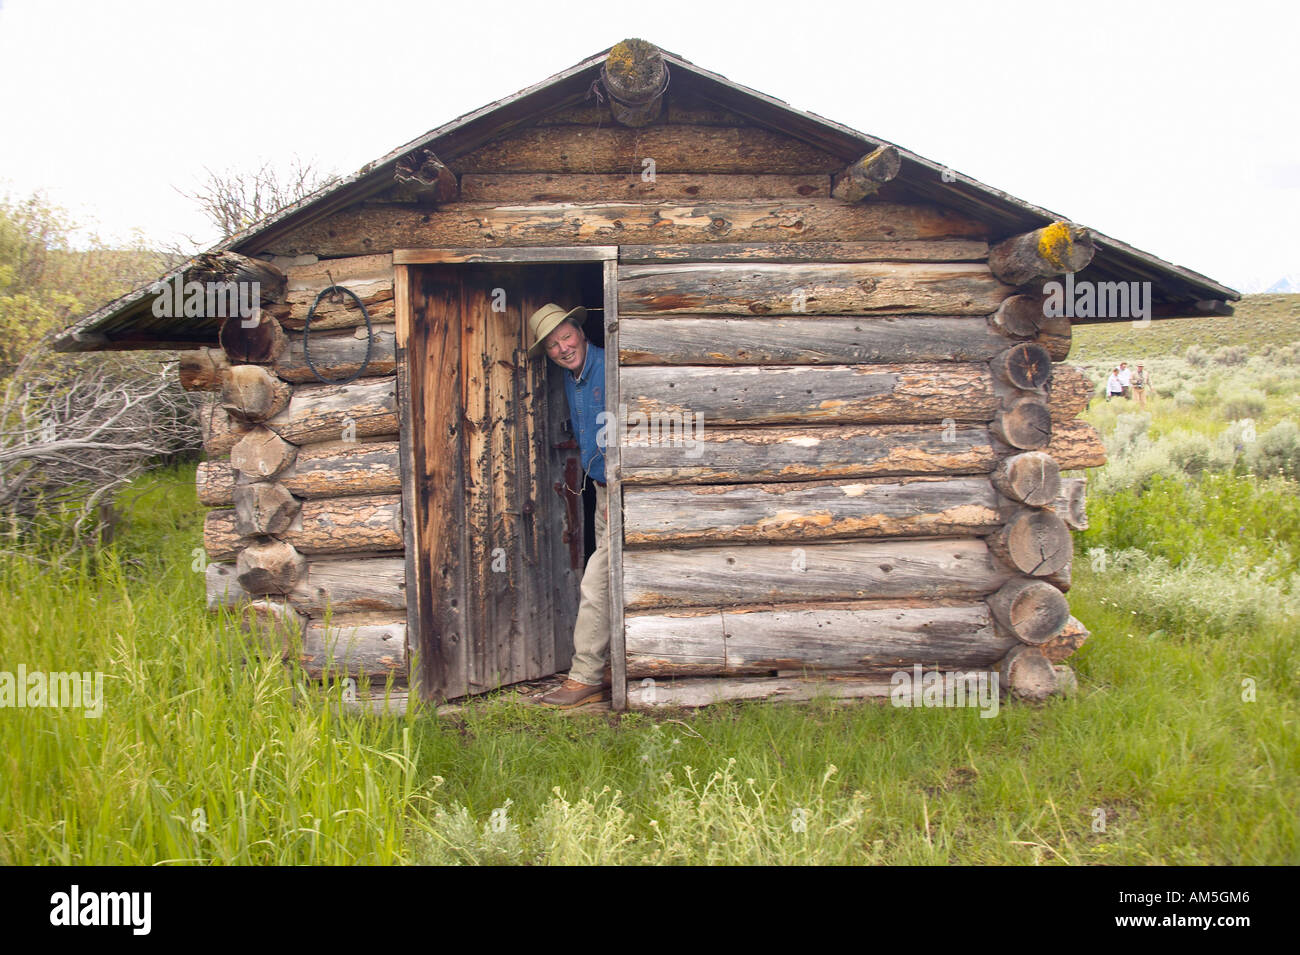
[568,482,610,686]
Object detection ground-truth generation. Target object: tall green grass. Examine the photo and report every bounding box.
[2,463,1296,864]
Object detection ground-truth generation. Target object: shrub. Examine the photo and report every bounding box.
[1247,419,1300,480]
[1109,412,1152,454]
[1212,345,1248,366]
[1185,344,1208,366]
[1220,388,1267,420]
[1161,431,1216,476]
[1088,547,1299,636]
[1173,389,1196,407]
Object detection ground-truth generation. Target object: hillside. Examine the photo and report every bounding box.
[1070,294,1300,361]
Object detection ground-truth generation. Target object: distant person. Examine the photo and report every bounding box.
[1132,363,1149,408]
[1106,367,1123,401]
[1118,361,1132,399]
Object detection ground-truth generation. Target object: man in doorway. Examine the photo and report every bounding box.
[527,303,612,708]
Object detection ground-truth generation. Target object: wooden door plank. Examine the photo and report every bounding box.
[415,268,468,701]
[605,258,628,711]
[393,265,422,698]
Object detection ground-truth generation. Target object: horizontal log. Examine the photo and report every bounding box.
[282,254,395,331]
[285,253,393,304]
[1053,477,1088,530]
[233,481,299,536]
[625,601,1015,677]
[236,539,306,596]
[452,124,843,175]
[619,423,997,485]
[991,294,1072,361]
[1044,418,1106,470]
[623,538,1010,610]
[179,347,231,391]
[1041,616,1089,662]
[230,427,298,482]
[199,399,253,456]
[617,263,1011,316]
[219,309,288,366]
[196,440,402,501]
[831,145,901,202]
[618,315,1014,365]
[189,251,287,303]
[998,644,1058,701]
[617,239,990,263]
[203,509,243,562]
[221,364,292,423]
[987,577,1069,645]
[623,477,1011,546]
[988,509,1073,577]
[603,39,667,127]
[298,612,407,680]
[280,440,402,498]
[626,671,994,708]
[288,557,406,616]
[1048,365,1095,420]
[275,324,397,383]
[991,396,1051,450]
[991,451,1061,506]
[991,342,1053,391]
[236,600,306,658]
[1044,558,1072,593]
[266,377,399,445]
[283,494,404,555]
[621,363,997,426]
[285,296,396,332]
[988,222,1095,285]
[264,200,991,257]
[196,459,235,506]
[393,146,459,204]
[458,173,833,202]
[205,561,247,609]
[204,493,404,559]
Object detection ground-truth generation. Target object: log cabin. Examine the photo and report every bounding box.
[55,39,1238,710]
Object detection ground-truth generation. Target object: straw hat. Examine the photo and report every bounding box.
[527,303,587,357]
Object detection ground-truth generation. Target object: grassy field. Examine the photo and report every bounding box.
[1069,293,1300,361]
[1,297,1297,865]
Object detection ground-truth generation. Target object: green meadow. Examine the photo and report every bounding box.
[1,298,1297,865]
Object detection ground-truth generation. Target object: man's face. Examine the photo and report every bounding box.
[543,320,587,373]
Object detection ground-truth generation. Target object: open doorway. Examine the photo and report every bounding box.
[400,254,608,702]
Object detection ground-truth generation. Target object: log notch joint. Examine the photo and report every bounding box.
[832,145,901,202]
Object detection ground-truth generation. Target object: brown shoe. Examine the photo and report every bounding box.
[538,678,608,708]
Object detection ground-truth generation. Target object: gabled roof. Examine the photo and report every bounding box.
[54,43,1238,352]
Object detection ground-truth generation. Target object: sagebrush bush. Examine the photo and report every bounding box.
[1173,389,1196,407]
[1247,419,1300,480]
[1220,388,1267,420]
[1088,547,1299,636]
[1185,344,1208,366]
[1162,431,1217,476]
[1213,345,1248,366]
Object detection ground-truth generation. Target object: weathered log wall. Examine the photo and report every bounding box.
[193,252,409,685]
[190,84,1107,704]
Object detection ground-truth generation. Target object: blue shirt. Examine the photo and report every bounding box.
[563,342,606,484]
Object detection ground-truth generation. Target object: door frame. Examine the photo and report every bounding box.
[393,246,627,709]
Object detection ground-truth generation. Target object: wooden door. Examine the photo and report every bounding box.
[408,263,586,701]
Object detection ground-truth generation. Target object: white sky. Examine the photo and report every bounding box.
[1,0,1296,292]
